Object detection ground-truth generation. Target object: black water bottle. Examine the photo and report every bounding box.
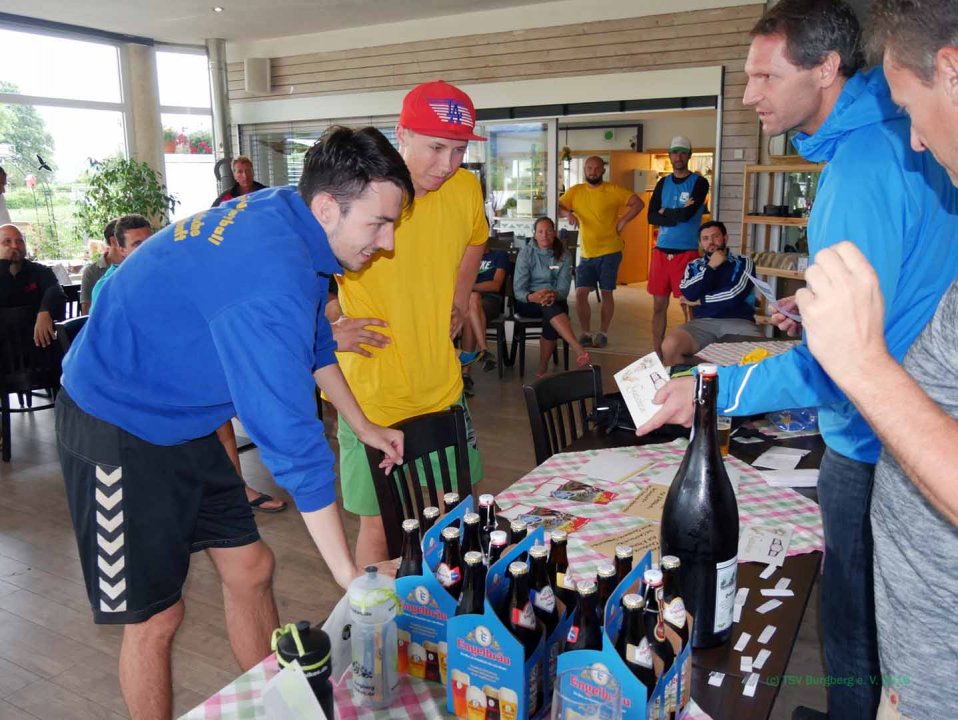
[660,364,738,648]
[272,621,335,719]
[397,518,423,578]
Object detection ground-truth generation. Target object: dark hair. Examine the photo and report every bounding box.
[103,219,118,243]
[752,0,864,78]
[533,216,565,261]
[699,220,728,237]
[868,0,958,84]
[114,214,151,247]
[297,126,414,213]
[0,165,5,176]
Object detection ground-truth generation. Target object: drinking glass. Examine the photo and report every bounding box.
[717,416,732,457]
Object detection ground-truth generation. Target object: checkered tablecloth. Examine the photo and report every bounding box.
[495,440,824,584]
[180,653,451,719]
[696,340,800,366]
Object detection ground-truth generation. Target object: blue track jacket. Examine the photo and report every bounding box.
[718,67,958,464]
[63,187,343,512]
[680,251,755,321]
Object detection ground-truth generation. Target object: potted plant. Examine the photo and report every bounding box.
[163,127,177,154]
[75,157,179,241]
[188,129,213,155]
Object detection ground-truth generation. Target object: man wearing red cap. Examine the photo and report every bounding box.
[331,80,488,563]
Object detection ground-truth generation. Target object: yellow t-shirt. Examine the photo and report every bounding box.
[337,168,487,426]
[559,182,634,258]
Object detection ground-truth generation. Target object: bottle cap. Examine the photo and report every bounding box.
[597,562,616,578]
[510,519,527,533]
[442,526,461,541]
[644,568,663,586]
[661,555,681,570]
[529,544,548,559]
[489,530,508,546]
[423,506,440,519]
[508,561,529,576]
[615,545,633,559]
[550,529,568,543]
[697,363,718,377]
[463,512,480,525]
[402,518,420,532]
[622,593,645,611]
[479,493,495,506]
[576,580,597,596]
[464,551,483,566]
[443,492,460,505]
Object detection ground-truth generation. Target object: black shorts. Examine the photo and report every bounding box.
[480,292,503,320]
[55,390,260,625]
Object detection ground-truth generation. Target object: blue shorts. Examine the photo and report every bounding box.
[576,252,622,292]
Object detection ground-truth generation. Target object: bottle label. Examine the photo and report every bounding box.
[437,563,461,588]
[531,586,556,613]
[566,625,579,643]
[627,639,653,668]
[511,602,537,630]
[664,597,686,629]
[713,555,738,633]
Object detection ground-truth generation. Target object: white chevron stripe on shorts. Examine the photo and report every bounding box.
[95,465,127,613]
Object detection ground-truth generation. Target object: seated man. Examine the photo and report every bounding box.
[0,223,66,347]
[461,247,508,388]
[90,214,153,308]
[80,219,120,314]
[661,220,761,366]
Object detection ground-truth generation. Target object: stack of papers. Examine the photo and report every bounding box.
[613,352,669,429]
[753,446,810,470]
[761,469,819,488]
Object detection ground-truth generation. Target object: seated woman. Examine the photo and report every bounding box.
[513,216,590,377]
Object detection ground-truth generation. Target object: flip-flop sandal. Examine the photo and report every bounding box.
[249,493,288,513]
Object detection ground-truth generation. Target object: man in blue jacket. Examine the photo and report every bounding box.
[661,220,760,366]
[638,2,958,718]
[56,126,414,719]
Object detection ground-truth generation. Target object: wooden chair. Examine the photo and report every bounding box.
[364,407,473,558]
[523,365,603,465]
[1,306,63,462]
[55,315,89,354]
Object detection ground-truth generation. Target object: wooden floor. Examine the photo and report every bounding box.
[0,285,826,719]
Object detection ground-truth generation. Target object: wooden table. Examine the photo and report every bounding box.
[563,426,823,720]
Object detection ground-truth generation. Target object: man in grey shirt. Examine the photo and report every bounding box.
[797,1,958,717]
[79,219,120,314]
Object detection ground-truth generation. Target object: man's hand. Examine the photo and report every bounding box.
[707,249,726,268]
[450,304,466,339]
[796,241,888,384]
[634,376,695,436]
[356,423,404,474]
[567,212,579,228]
[332,316,390,358]
[34,311,55,348]
[768,296,803,336]
[678,296,701,307]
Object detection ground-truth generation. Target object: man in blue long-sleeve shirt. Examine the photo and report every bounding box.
[661,220,760,365]
[56,127,414,719]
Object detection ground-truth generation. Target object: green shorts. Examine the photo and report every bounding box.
[338,396,484,516]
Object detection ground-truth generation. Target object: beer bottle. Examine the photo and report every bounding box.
[477,493,497,553]
[456,551,487,616]
[528,545,559,636]
[437,526,464,601]
[642,568,675,677]
[507,561,544,716]
[487,530,509,567]
[662,555,691,714]
[614,544,634,586]
[562,580,603,652]
[509,519,528,545]
[547,530,577,612]
[615,593,656,700]
[461,512,482,556]
[596,562,617,626]
[660,364,738,648]
[421,506,440,534]
[397,518,423,578]
[443,492,461,514]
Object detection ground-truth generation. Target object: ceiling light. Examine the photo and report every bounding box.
[213,6,224,12]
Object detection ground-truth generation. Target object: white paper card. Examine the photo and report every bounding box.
[749,272,802,322]
[753,649,772,670]
[761,469,820,488]
[734,632,751,652]
[613,353,670,429]
[759,564,778,580]
[262,660,328,720]
[733,604,743,623]
[756,599,783,614]
[643,462,682,487]
[739,524,792,567]
[760,588,795,598]
[758,625,777,644]
[743,673,760,698]
[733,435,765,445]
[775,578,791,591]
[740,656,753,673]
[576,454,653,484]
[734,588,749,607]
[753,449,806,470]
[708,671,725,687]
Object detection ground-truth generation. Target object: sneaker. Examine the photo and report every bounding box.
[578,333,594,347]
[462,374,475,390]
[481,350,498,372]
[459,350,481,367]
[593,332,608,348]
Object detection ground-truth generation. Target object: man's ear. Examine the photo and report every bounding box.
[936,46,958,107]
[310,192,340,229]
[818,50,842,89]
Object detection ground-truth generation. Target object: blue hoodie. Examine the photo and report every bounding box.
[64,187,343,511]
[717,67,958,463]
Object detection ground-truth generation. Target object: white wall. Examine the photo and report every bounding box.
[563,114,717,153]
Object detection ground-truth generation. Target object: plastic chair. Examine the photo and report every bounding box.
[522,365,602,465]
[364,407,474,558]
[1,306,63,462]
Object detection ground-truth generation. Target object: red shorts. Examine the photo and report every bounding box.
[647,248,700,298]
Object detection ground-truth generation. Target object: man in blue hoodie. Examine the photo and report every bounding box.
[56,126,414,719]
[637,2,958,718]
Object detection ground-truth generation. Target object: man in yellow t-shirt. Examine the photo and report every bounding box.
[331,80,488,564]
[558,156,643,348]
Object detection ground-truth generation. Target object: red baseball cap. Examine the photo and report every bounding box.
[399,80,487,142]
